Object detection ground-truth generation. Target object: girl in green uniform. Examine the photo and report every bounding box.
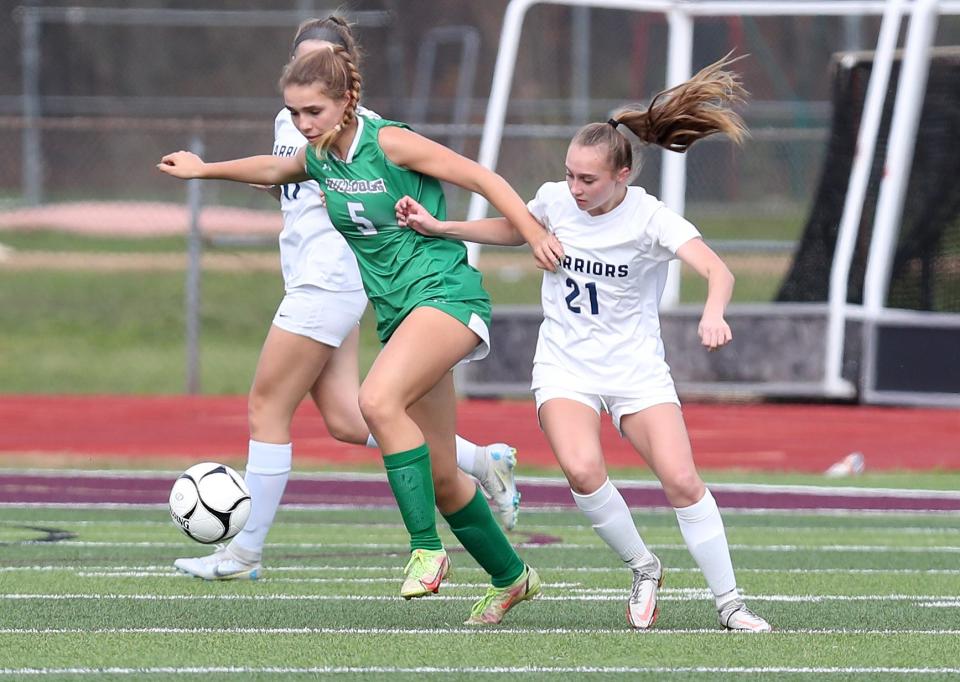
[158,45,562,625]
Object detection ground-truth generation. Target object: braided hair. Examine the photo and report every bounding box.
[279,44,363,156]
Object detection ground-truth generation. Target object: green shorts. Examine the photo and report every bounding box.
[380,297,492,364]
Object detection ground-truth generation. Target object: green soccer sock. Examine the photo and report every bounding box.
[443,487,524,587]
[382,443,443,552]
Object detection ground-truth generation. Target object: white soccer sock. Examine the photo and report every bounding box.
[674,488,739,607]
[367,433,482,478]
[231,439,292,559]
[454,436,483,478]
[572,478,651,565]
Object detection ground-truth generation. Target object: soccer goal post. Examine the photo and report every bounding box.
[460,0,960,405]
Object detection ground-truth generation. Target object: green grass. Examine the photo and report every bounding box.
[0,227,796,393]
[687,209,806,242]
[0,264,542,395]
[0,269,279,394]
[0,233,553,394]
[0,231,197,254]
[1,502,958,679]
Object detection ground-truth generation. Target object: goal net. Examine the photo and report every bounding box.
[778,46,960,312]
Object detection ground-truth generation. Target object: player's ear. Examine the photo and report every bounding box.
[615,166,631,184]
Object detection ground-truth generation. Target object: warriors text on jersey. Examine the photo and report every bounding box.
[526,181,701,396]
[304,114,491,343]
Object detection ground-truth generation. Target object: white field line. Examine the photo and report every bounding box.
[4,564,960,576]
[74,573,590,586]
[3,593,958,604]
[62,572,960,594]
[24,540,960,553]
[4,502,960,516]
[2,665,960,675]
[13,519,960,536]
[4,582,955,600]
[2,627,960,636]
[8,467,960,501]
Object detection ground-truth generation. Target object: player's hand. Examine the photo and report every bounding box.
[529,232,565,272]
[698,313,732,351]
[396,195,442,235]
[157,151,205,179]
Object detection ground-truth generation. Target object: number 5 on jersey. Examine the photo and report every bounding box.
[348,201,378,236]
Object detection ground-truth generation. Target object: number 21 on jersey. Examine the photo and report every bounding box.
[565,278,599,315]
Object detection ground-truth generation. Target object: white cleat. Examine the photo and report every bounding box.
[174,544,261,581]
[718,598,772,632]
[626,554,663,629]
[476,443,521,531]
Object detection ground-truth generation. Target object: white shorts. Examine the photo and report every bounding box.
[458,312,491,365]
[271,285,368,347]
[534,385,680,434]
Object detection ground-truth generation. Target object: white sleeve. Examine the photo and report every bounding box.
[526,183,552,226]
[273,112,284,146]
[642,205,701,261]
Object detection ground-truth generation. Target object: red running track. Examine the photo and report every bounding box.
[1,395,957,471]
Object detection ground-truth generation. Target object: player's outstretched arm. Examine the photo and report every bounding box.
[396,196,527,246]
[157,148,310,186]
[676,237,735,352]
[380,126,563,270]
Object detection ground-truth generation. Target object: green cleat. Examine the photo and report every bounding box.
[400,548,450,599]
[465,565,541,625]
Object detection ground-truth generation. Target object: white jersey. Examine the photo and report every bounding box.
[271,106,378,291]
[527,182,701,396]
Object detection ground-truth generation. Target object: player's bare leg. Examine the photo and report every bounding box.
[541,398,661,628]
[175,325,336,580]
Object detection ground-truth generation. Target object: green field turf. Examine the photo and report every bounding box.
[1,503,958,679]
[0,231,787,394]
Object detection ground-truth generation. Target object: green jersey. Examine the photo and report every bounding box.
[304,114,491,343]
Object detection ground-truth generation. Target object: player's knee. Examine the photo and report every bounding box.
[324,411,368,445]
[565,462,606,496]
[663,470,705,507]
[357,385,399,431]
[247,384,294,439]
[247,389,269,433]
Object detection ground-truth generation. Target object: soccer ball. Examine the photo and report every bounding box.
[169,462,251,544]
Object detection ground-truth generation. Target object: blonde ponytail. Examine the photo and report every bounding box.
[573,52,748,179]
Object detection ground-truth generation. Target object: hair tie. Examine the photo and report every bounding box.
[607,118,621,129]
[293,26,349,51]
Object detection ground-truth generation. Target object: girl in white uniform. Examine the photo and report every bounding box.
[174,17,521,583]
[397,54,771,632]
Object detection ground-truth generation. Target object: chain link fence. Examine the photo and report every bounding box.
[2,2,959,394]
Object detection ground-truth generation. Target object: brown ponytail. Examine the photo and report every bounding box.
[279,45,363,156]
[574,53,748,178]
